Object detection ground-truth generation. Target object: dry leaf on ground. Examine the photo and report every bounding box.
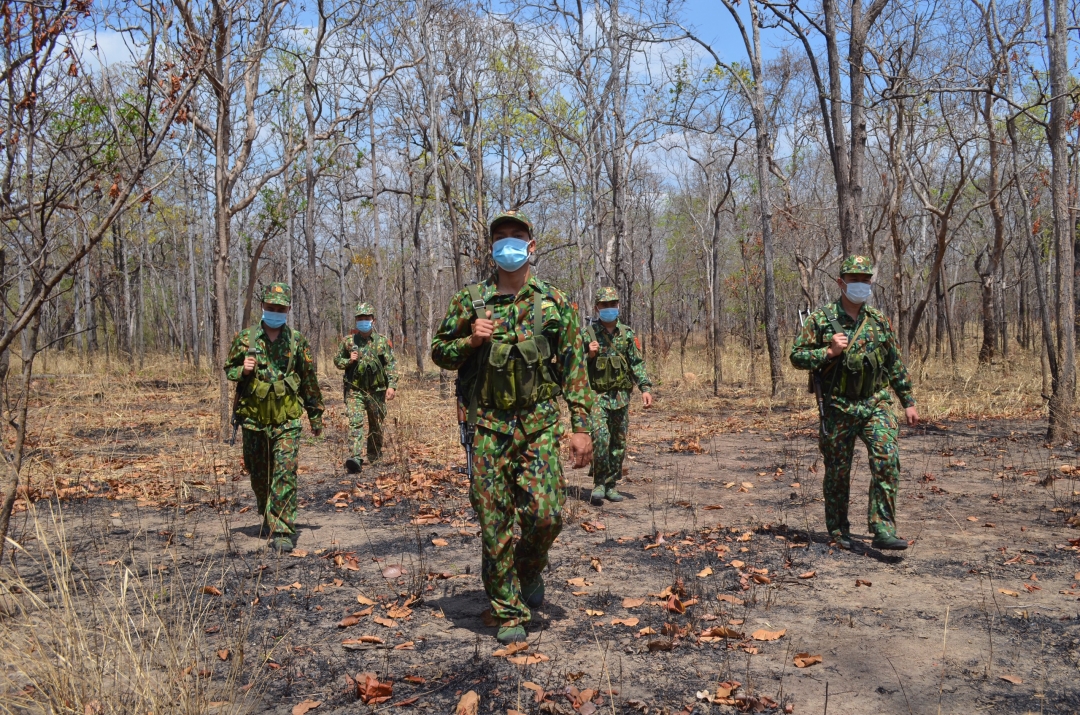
[855,579,872,587]
[585,609,604,616]
[638,626,657,636]
[622,597,646,608]
[665,595,686,614]
[591,557,602,572]
[356,593,376,606]
[611,617,639,627]
[751,629,786,641]
[492,642,528,657]
[357,672,393,704]
[999,674,1023,684]
[697,566,713,578]
[998,589,1020,597]
[794,653,822,668]
[508,653,550,665]
[431,538,448,547]
[373,616,397,628]
[567,577,591,587]
[292,701,321,715]
[700,626,743,641]
[717,594,744,605]
[381,564,405,579]
[798,571,816,579]
[200,586,222,596]
[217,649,230,660]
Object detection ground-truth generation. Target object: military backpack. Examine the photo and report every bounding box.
[583,324,632,393]
[235,325,304,428]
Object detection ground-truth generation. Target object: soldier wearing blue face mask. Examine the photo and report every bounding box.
[333,302,398,473]
[224,282,324,553]
[584,287,652,505]
[790,255,919,552]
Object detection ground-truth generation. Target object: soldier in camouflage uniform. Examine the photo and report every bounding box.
[431,209,596,644]
[584,286,652,505]
[225,283,324,553]
[790,256,919,551]
[333,302,398,473]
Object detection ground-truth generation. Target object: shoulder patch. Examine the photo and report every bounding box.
[634,336,642,350]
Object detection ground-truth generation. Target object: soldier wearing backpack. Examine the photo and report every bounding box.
[790,256,919,551]
[431,209,596,645]
[224,283,324,554]
[333,302,398,473]
[584,287,652,505]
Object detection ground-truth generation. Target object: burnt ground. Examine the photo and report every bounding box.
[3,375,1080,715]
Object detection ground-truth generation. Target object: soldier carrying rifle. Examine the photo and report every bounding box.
[790,256,919,552]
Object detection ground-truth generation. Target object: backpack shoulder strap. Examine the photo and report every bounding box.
[533,290,545,339]
[823,304,846,337]
[284,326,299,378]
[467,283,486,319]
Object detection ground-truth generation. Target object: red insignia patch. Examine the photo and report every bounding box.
[634,336,642,350]
[387,340,393,348]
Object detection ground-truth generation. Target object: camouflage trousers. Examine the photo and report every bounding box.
[242,424,301,537]
[590,404,629,489]
[819,400,900,539]
[470,423,565,628]
[345,389,386,461]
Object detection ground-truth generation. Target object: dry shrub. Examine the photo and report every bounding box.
[0,505,262,715]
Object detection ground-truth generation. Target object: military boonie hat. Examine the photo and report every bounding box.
[488,209,532,237]
[355,302,375,316]
[596,286,619,303]
[840,255,874,276]
[262,282,292,306]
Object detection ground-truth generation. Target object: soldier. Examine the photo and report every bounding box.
[431,209,596,644]
[225,282,324,553]
[790,255,918,551]
[333,302,398,473]
[584,287,653,505]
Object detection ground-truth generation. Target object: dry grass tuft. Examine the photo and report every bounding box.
[0,505,264,714]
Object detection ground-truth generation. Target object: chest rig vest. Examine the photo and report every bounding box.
[583,324,632,393]
[822,306,889,401]
[460,283,562,425]
[235,326,304,427]
[345,333,388,392]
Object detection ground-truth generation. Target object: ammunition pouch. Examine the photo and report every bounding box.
[589,354,631,392]
[237,374,303,426]
[822,307,888,401]
[346,352,388,392]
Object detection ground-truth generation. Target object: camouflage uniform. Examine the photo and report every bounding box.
[431,211,596,630]
[224,283,323,538]
[789,256,915,541]
[333,302,398,464]
[586,287,651,491]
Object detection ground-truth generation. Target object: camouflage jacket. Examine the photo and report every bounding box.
[430,274,596,436]
[585,319,651,410]
[332,331,398,391]
[790,299,916,412]
[224,323,324,431]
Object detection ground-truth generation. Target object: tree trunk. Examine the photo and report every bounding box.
[1045,0,1075,443]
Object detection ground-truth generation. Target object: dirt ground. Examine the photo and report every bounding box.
[4,371,1080,715]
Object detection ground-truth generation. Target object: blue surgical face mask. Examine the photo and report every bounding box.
[598,307,620,323]
[262,310,288,328]
[357,320,373,333]
[842,280,873,304]
[492,238,530,272]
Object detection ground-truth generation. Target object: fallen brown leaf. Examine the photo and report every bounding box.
[217,649,230,661]
[200,586,222,597]
[794,653,822,668]
[373,616,397,628]
[798,571,816,579]
[999,674,1023,684]
[752,574,771,585]
[622,597,646,608]
[611,617,640,627]
[699,626,743,640]
[697,566,714,578]
[394,642,415,650]
[393,696,420,707]
[585,609,604,616]
[729,560,745,569]
[338,615,360,628]
[664,594,686,614]
[751,629,786,641]
[381,564,405,579]
[292,700,321,715]
[855,579,872,587]
[493,642,529,657]
[451,691,477,712]
[998,588,1020,597]
[357,672,394,705]
[508,653,550,665]
[967,516,979,522]
[591,557,602,573]
[717,594,745,605]
[290,549,308,558]
[566,577,591,588]
[431,538,448,547]
[638,626,657,636]
[646,639,674,652]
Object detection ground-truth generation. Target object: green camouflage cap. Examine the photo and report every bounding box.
[488,209,532,237]
[262,282,292,306]
[354,302,375,317]
[839,255,874,276]
[595,286,619,303]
